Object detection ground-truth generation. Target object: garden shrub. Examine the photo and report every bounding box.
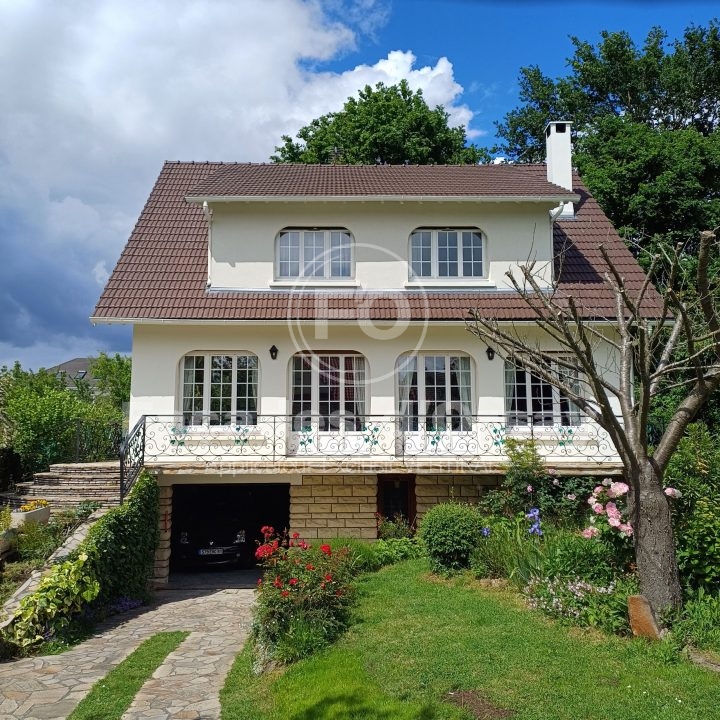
[5,552,99,649]
[374,536,425,566]
[83,471,159,607]
[665,423,720,592]
[328,537,381,573]
[670,589,720,653]
[470,514,545,586]
[525,573,638,635]
[375,512,413,539]
[419,501,484,574]
[539,529,618,584]
[252,529,356,665]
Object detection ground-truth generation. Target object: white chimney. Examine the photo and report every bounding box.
[545,121,574,218]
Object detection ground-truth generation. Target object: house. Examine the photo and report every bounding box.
[92,122,656,582]
[46,357,99,393]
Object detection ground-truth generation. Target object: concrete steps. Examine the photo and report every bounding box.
[2,462,121,511]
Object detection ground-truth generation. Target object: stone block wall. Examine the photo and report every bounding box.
[153,484,172,585]
[415,474,501,517]
[290,475,377,539]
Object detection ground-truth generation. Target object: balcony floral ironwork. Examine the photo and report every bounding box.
[120,413,619,473]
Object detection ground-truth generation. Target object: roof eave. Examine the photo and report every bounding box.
[184,193,581,204]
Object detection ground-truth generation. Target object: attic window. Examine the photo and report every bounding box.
[276,229,353,280]
[75,371,87,380]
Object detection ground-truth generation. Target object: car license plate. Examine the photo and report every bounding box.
[198,548,224,556]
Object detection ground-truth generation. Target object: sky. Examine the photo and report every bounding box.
[1,0,717,371]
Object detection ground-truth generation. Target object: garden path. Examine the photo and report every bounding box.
[0,572,256,720]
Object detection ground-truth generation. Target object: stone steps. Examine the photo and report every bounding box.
[1,461,121,511]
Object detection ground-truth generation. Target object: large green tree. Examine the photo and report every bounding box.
[272,80,488,165]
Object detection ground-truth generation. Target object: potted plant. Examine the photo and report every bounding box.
[11,499,51,528]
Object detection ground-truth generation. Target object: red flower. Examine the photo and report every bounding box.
[306,563,315,571]
[320,544,332,556]
[335,589,344,596]
[256,578,263,586]
[289,577,298,586]
[320,582,326,589]
[273,576,283,589]
[299,541,310,550]
[292,532,300,539]
[281,590,289,598]
[324,573,333,582]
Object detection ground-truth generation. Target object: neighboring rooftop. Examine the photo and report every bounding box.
[93,162,663,323]
[46,357,98,389]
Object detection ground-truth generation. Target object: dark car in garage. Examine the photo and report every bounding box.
[170,483,290,571]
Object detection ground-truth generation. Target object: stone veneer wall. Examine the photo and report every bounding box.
[290,475,377,539]
[153,484,172,585]
[415,474,501,517]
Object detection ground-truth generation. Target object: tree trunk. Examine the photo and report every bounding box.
[632,460,682,617]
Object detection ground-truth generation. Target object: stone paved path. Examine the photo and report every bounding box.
[0,573,256,720]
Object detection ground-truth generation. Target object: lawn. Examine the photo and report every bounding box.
[221,559,720,720]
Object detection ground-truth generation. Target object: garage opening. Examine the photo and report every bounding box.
[170,483,290,572]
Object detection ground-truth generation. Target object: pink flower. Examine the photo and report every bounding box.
[592,503,605,515]
[582,527,600,539]
[608,516,622,528]
[594,486,604,495]
[526,485,533,493]
[566,494,577,501]
[602,478,613,487]
[605,501,621,519]
[618,523,634,537]
[587,495,598,505]
[607,482,629,498]
[664,487,682,499]
[552,478,560,487]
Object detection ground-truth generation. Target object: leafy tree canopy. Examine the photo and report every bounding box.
[272,80,489,165]
[90,352,131,411]
[495,21,720,247]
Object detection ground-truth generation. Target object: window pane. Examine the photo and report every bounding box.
[462,231,483,277]
[505,362,528,425]
[410,232,432,277]
[318,355,341,431]
[235,355,258,425]
[330,231,351,277]
[438,232,459,277]
[182,355,204,426]
[279,231,300,278]
[303,231,325,277]
[397,355,418,431]
[210,355,232,425]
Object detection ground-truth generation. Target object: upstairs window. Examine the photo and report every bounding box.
[504,358,581,427]
[182,353,258,426]
[409,229,484,279]
[277,229,353,279]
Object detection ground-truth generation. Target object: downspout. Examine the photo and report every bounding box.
[549,202,565,224]
[203,201,213,288]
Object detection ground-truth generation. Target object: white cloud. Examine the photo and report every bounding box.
[0,0,476,370]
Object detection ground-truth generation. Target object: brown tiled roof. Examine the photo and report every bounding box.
[92,162,663,323]
[186,163,576,199]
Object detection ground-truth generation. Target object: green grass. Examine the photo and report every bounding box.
[68,631,188,720]
[221,560,720,720]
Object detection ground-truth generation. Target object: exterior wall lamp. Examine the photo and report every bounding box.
[485,346,495,361]
[269,345,279,360]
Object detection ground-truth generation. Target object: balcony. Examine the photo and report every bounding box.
[120,414,621,497]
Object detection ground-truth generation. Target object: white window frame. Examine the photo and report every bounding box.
[276,228,354,280]
[180,352,259,427]
[504,356,581,428]
[408,228,485,280]
[290,353,367,433]
[396,353,474,432]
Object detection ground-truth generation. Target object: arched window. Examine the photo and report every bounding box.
[409,228,484,279]
[504,357,581,427]
[277,228,353,279]
[181,353,258,426]
[290,353,366,431]
[397,353,472,431]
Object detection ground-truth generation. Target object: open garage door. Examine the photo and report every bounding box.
[170,483,290,571]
